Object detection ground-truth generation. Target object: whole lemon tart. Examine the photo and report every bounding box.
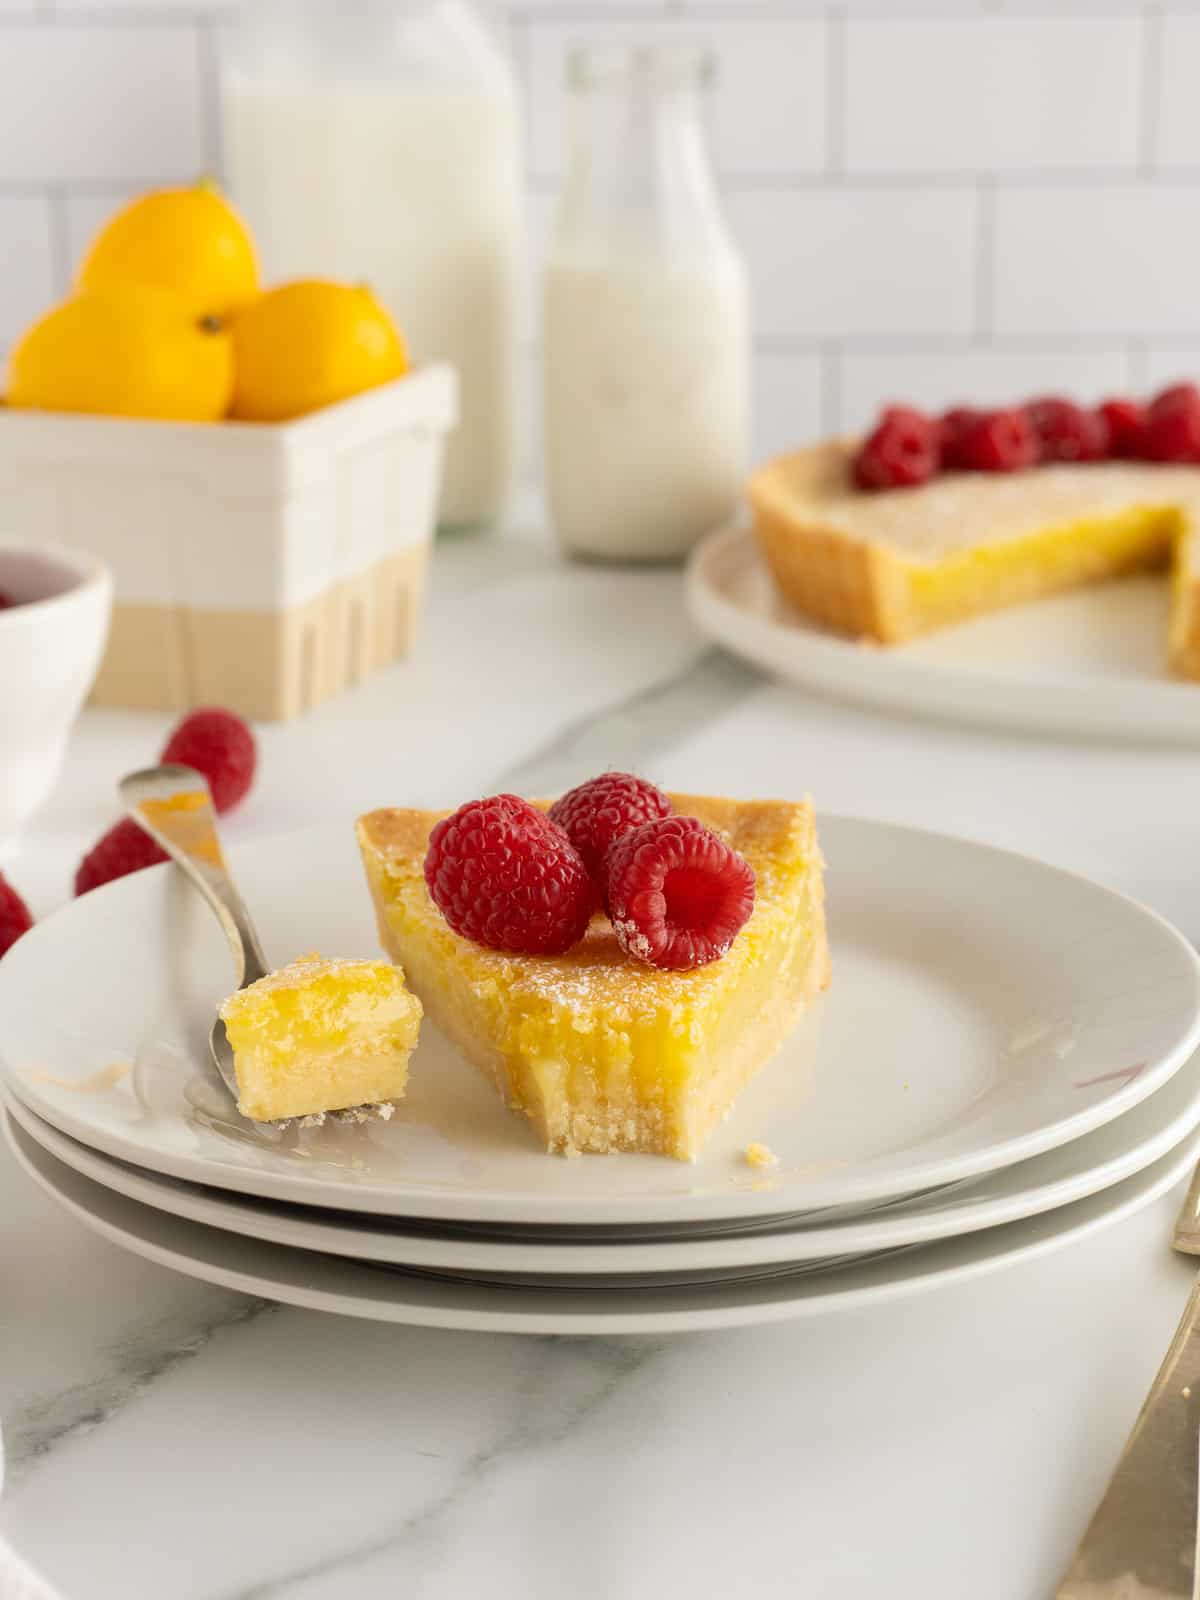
[356,794,829,1161]
[749,440,1200,675]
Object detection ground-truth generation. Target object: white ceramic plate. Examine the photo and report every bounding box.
[1,819,1197,1229]
[7,1111,1197,1333]
[12,1038,1200,1277]
[686,522,1200,745]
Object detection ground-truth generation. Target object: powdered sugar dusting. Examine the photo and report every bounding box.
[768,442,1200,562]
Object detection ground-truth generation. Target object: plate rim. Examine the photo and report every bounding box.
[2,815,1199,1227]
[7,1109,1197,1334]
[11,1045,1200,1271]
[686,521,1200,746]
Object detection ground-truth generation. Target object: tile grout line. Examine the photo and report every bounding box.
[823,6,846,177]
[45,184,71,297]
[1138,2,1165,174]
[973,178,995,343]
[196,14,224,181]
[819,345,842,432]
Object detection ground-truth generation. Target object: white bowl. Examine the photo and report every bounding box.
[0,543,112,853]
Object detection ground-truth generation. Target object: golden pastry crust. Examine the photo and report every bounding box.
[357,793,829,1160]
[748,441,1195,650]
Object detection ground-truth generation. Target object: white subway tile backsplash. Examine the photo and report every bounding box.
[994,185,1200,337]
[845,16,1140,174]
[1133,348,1200,394]
[525,15,826,180]
[837,346,1132,434]
[63,188,140,284]
[3,3,1200,470]
[751,350,824,462]
[1153,14,1200,169]
[0,24,206,184]
[727,186,977,340]
[0,194,55,355]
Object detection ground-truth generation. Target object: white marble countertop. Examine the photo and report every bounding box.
[3,509,1199,1598]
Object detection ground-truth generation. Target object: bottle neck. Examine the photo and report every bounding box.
[557,62,732,262]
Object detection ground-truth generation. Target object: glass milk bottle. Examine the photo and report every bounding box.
[221,0,522,529]
[543,46,749,562]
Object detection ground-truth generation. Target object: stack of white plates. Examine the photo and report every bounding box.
[4,818,1200,1335]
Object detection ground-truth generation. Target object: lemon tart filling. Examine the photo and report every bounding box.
[750,440,1200,666]
[219,955,422,1123]
[357,794,828,1161]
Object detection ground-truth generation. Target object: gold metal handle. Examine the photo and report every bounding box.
[119,764,270,989]
[1057,1275,1200,1597]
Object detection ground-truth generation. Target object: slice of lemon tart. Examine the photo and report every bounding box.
[749,440,1199,657]
[219,955,422,1123]
[356,795,829,1161]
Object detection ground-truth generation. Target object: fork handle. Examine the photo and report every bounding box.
[1057,1274,1200,1596]
[119,764,270,990]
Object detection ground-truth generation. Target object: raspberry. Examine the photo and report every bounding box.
[75,817,168,897]
[548,773,672,887]
[1025,396,1109,463]
[161,706,256,814]
[0,873,33,958]
[1098,398,1146,459]
[606,815,755,972]
[1139,384,1200,463]
[957,408,1037,473]
[0,591,14,611]
[853,406,939,491]
[424,794,593,956]
[938,407,982,471]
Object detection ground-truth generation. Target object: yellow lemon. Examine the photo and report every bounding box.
[77,179,259,319]
[6,284,234,422]
[229,280,408,422]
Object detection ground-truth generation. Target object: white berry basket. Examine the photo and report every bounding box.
[0,364,457,721]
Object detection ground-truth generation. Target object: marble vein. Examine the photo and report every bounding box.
[5,1298,278,1481]
[495,647,761,797]
[219,1336,666,1600]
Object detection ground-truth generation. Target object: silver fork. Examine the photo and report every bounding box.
[1056,1162,1200,1596]
[121,763,388,1127]
[121,763,271,1116]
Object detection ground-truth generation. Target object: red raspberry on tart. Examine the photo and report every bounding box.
[424,793,592,956]
[1139,384,1200,463]
[938,407,983,471]
[606,814,755,972]
[1025,396,1109,463]
[1098,398,1146,459]
[549,772,672,888]
[853,406,939,491]
[957,408,1038,473]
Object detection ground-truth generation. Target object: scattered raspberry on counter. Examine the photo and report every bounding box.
[852,406,939,491]
[1025,396,1109,464]
[549,772,672,888]
[161,706,257,814]
[75,817,168,896]
[606,814,755,972]
[425,794,593,956]
[0,873,34,957]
